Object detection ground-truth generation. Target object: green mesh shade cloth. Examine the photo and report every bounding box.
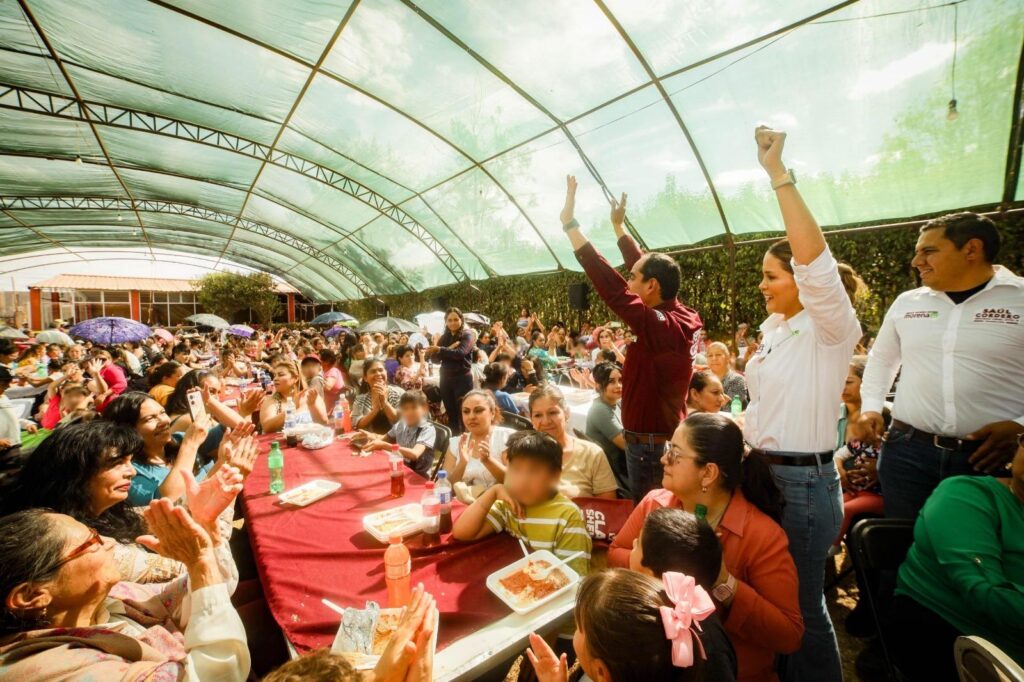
[0,0,1021,301]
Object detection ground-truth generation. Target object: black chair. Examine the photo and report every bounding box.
[428,421,452,481]
[501,410,533,431]
[849,518,916,681]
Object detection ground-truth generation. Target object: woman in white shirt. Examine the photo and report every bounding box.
[442,390,513,503]
[744,127,864,682]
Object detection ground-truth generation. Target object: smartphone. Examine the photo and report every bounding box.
[186,387,207,422]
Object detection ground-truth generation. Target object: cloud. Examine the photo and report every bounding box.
[848,42,954,100]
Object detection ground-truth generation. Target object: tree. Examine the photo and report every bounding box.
[192,272,282,326]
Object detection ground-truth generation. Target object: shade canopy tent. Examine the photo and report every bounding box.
[0,0,1021,302]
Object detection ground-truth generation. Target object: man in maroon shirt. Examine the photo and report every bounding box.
[560,176,703,502]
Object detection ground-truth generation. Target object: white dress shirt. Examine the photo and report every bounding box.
[861,265,1024,436]
[744,248,862,452]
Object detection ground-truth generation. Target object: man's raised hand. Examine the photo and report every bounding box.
[609,192,627,231]
[559,175,577,226]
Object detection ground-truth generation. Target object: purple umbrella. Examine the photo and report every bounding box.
[226,324,255,338]
[70,317,152,344]
[324,325,354,338]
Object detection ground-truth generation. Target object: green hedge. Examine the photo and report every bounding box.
[329,212,1023,340]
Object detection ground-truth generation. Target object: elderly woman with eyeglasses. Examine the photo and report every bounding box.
[0,469,249,680]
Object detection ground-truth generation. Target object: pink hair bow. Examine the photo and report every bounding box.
[659,571,716,668]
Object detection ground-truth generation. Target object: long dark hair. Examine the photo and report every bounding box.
[358,357,386,395]
[165,368,213,416]
[438,307,466,348]
[105,390,181,465]
[148,359,181,389]
[5,421,146,544]
[683,412,785,523]
[575,569,702,682]
[0,508,65,634]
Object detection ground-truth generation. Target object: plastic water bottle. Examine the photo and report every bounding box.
[436,471,453,534]
[268,440,285,494]
[421,482,441,547]
[332,402,345,436]
[389,444,405,498]
[384,535,412,608]
[730,394,742,419]
[283,402,296,431]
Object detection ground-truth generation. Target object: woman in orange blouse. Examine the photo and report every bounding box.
[609,412,803,682]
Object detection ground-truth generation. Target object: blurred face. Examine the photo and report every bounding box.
[399,402,426,427]
[530,396,568,442]
[86,451,136,515]
[689,375,727,413]
[445,312,462,332]
[615,328,624,340]
[273,366,297,394]
[47,348,61,360]
[60,390,90,413]
[842,367,863,404]
[365,362,387,385]
[599,331,613,348]
[504,456,558,507]
[461,394,494,435]
[660,423,706,501]
[301,362,320,381]
[136,398,172,448]
[62,363,83,383]
[601,369,623,403]
[760,253,801,318]
[399,350,414,367]
[67,345,84,362]
[45,515,121,611]
[912,228,978,291]
[706,345,730,375]
[480,332,491,345]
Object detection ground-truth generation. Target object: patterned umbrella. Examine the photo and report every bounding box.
[464,312,491,328]
[226,324,255,338]
[324,325,355,338]
[35,330,74,345]
[0,326,28,339]
[152,328,174,342]
[185,313,229,329]
[70,317,152,344]
[359,316,421,334]
[310,311,357,326]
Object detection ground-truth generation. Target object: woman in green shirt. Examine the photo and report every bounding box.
[890,436,1024,679]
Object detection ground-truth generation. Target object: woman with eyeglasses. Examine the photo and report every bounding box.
[0,474,249,679]
[608,412,802,682]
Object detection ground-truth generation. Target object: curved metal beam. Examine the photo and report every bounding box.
[592,0,733,243]
[0,83,438,289]
[0,195,372,297]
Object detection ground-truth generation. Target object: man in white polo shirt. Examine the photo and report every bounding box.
[858,212,1024,520]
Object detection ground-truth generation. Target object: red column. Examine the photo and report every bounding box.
[29,288,41,330]
[129,290,141,321]
[287,293,296,323]
[50,291,60,321]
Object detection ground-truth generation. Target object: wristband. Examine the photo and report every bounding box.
[562,218,580,232]
[770,169,796,190]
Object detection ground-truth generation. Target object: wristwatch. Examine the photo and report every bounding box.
[712,572,737,603]
[771,168,796,190]
[562,218,580,232]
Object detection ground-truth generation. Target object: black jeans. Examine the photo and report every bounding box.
[440,371,473,435]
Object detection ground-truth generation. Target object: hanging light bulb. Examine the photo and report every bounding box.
[74,155,83,165]
[116,213,124,222]
[947,98,959,121]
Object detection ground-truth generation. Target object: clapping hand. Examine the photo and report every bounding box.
[526,632,569,682]
[182,465,244,532]
[136,498,214,564]
[238,388,265,416]
[217,426,259,479]
[371,583,437,682]
[559,175,577,226]
[183,412,214,447]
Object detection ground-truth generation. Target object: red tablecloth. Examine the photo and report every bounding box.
[240,434,521,654]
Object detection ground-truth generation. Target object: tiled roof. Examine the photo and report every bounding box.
[29,274,299,294]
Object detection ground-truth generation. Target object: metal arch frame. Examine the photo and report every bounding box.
[0,254,271,278]
[0,147,412,294]
[142,0,564,271]
[0,195,373,298]
[16,0,158,260]
[401,0,648,248]
[592,0,733,244]
[1,207,86,261]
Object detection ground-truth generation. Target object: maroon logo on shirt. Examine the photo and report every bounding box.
[973,308,1020,324]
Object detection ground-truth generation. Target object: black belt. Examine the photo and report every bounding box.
[890,420,982,453]
[750,448,833,467]
[624,431,672,446]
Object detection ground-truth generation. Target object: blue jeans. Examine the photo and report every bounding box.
[772,455,844,682]
[625,440,664,504]
[877,426,988,521]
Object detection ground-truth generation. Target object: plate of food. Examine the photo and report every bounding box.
[278,479,341,507]
[486,549,580,615]
[330,604,438,670]
[362,503,425,544]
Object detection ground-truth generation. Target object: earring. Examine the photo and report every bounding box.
[701,485,708,493]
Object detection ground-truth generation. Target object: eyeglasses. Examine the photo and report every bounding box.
[54,528,103,568]
[662,442,702,466]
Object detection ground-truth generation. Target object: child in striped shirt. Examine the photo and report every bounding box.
[453,430,591,577]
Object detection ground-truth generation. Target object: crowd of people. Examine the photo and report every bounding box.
[0,127,1020,681]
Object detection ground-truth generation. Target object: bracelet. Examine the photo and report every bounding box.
[770,169,796,190]
[562,218,580,232]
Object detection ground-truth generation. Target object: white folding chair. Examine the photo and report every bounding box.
[955,636,1024,682]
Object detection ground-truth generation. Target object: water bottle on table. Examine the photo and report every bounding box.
[436,471,453,534]
[332,402,346,436]
[268,440,285,494]
[421,482,441,547]
[384,535,412,608]
[389,444,405,498]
